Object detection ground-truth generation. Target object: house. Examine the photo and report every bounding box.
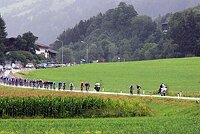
[35,42,58,58]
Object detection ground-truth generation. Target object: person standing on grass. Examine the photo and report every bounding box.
[129,84,134,95]
[136,84,141,95]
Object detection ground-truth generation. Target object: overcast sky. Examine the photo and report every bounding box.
[0,0,199,44]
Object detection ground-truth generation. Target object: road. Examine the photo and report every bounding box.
[1,69,200,101]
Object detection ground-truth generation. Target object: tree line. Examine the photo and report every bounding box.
[51,2,200,63]
[1,2,200,64]
[0,15,45,65]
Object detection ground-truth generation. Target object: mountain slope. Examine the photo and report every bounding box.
[0,0,199,44]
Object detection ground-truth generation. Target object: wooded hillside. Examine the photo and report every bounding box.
[51,2,200,63]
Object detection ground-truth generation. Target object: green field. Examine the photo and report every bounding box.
[0,85,199,133]
[16,57,200,96]
[5,57,200,133]
[0,117,200,134]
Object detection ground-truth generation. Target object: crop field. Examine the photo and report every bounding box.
[3,57,200,133]
[16,57,200,96]
[0,117,200,134]
[0,85,199,133]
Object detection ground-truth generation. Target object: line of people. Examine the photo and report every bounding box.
[129,84,142,95]
[129,83,168,96]
[1,71,168,96]
[0,76,102,92]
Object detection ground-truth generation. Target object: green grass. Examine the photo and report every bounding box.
[16,57,200,96]
[0,117,200,134]
[7,57,200,133]
[0,85,199,133]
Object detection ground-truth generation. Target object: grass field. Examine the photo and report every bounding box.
[0,117,200,134]
[0,86,199,133]
[4,57,200,133]
[16,57,200,96]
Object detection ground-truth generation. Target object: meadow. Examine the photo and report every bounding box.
[0,117,200,134]
[2,57,200,133]
[16,57,200,97]
[0,85,199,133]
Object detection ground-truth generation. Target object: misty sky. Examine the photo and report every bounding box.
[0,0,199,44]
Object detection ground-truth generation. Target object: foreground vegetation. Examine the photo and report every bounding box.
[16,57,200,97]
[0,96,152,118]
[0,117,200,134]
[0,85,199,133]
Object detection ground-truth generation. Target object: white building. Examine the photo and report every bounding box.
[35,42,58,58]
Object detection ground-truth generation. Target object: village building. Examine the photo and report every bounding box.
[35,42,58,58]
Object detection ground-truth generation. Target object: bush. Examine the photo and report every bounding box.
[6,51,46,65]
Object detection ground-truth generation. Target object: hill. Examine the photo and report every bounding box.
[52,3,200,63]
[0,0,199,44]
[16,57,200,97]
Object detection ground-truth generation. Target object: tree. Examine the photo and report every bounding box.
[88,43,98,61]
[131,16,156,42]
[108,43,118,61]
[0,15,7,63]
[0,43,6,64]
[56,47,74,63]
[115,2,138,30]
[15,35,27,51]
[0,15,7,43]
[6,51,37,65]
[161,40,180,58]
[139,43,159,60]
[51,2,200,62]
[118,39,132,61]
[21,31,38,54]
[169,9,200,56]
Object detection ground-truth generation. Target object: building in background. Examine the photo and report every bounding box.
[35,42,58,58]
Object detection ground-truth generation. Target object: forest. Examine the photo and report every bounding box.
[0,16,45,64]
[51,2,200,63]
[1,2,200,64]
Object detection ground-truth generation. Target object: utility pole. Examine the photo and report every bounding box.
[81,41,89,63]
[57,40,63,66]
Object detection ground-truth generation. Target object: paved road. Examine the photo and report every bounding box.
[1,82,199,101]
[1,68,34,77]
[1,69,200,101]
